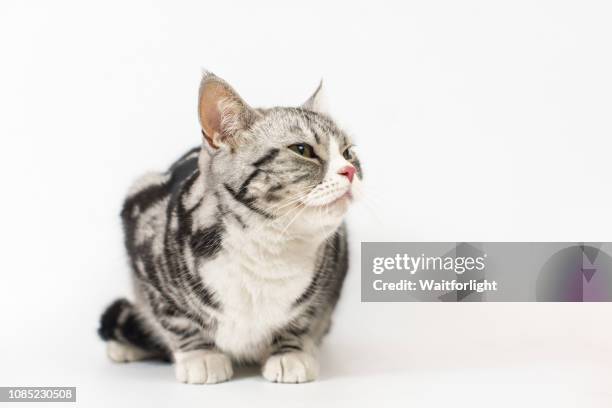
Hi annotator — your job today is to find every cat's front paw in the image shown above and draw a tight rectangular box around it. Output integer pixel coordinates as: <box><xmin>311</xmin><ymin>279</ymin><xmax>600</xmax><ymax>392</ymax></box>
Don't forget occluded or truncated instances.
<box><xmin>262</xmin><ymin>352</ymin><xmax>319</xmax><ymax>383</ymax></box>
<box><xmin>174</xmin><ymin>350</ymin><xmax>233</xmax><ymax>384</ymax></box>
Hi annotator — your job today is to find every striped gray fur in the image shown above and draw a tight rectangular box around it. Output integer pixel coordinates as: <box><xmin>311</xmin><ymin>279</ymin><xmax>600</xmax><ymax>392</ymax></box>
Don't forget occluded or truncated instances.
<box><xmin>99</xmin><ymin>73</ymin><xmax>361</xmax><ymax>384</ymax></box>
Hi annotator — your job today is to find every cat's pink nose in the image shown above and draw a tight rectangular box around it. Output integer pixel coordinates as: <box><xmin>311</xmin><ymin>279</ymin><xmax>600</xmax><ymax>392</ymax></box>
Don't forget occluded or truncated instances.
<box><xmin>338</xmin><ymin>165</ymin><xmax>356</xmax><ymax>182</ymax></box>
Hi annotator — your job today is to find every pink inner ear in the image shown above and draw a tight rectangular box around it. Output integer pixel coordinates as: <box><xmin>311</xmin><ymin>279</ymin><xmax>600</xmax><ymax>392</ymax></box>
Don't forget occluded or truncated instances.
<box><xmin>200</xmin><ymin>83</ymin><xmax>226</xmax><ymax>148</ymax></box>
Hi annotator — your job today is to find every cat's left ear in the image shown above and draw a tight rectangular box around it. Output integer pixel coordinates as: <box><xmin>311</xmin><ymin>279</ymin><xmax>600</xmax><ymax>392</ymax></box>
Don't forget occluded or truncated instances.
<box><xmin>198</xmin><ymin>72</ymin><xmax>258</xmax><ymax>149</ymax></box>
<box><xmin>301</xmin><ymin>80</ymin><xmax>327</xmax><ymax>113</ymax></box>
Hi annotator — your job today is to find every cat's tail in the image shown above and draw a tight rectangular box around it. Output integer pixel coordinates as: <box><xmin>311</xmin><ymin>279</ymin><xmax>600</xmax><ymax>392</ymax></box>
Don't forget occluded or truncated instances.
<box><xmin>98</xmin><ymin>298</ymin><xmax>167</xmax><ymax>358</ymax></box>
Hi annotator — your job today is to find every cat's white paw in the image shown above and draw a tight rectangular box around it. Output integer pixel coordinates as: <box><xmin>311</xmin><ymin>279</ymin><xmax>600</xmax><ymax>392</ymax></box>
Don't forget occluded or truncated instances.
<box><xmin>262</xmin><ymin>352</ymin><xmax>319</xmax><ymax>383</ymax></box>
<box><xmin>174</xmin><ymin>350</ymin><xmax>233</xmax><ymax>384</ymax></box>
<box><xmin>107</xmin><ymin>340</ymin><xmax>155</xmax><ymax>363</ymax></box>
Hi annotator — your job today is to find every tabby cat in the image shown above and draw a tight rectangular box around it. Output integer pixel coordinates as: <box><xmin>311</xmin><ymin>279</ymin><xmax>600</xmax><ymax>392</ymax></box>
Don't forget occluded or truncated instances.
<box><xmin>99</xmin><ymin>72</ymin><xmax>362</xmax><ymax>384</ymax></box>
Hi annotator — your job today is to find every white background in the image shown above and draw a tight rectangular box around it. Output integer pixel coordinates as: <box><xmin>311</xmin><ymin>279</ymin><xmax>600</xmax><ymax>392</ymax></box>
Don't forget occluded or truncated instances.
<box><xmin>1</xmin><ymin>0</ymin><xmax>611</xmax><ymax>407</ymax></box>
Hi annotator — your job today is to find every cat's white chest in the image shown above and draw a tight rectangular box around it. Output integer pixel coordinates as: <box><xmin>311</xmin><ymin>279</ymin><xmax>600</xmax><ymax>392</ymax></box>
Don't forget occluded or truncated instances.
<box><xmin>200</xmin><ymin>249</ymin><xmax>315</xmax><ymax>360</ymax></box>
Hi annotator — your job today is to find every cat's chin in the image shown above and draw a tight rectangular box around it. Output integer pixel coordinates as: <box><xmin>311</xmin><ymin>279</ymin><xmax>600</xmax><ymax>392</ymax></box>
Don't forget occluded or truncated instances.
<box><xmin>299</xmin><ymin>195</ymin><xmax>352</xmax><ymax>230</ymax></box>
<box><xmin>305</xmin><ymin>191</ymin><xmax>352</xmax><ymax>217</ymax></box>
<box><xmin>270</xmin><ymin>197</ymin><xmax>349</xmax><ymax>238</ymax></box>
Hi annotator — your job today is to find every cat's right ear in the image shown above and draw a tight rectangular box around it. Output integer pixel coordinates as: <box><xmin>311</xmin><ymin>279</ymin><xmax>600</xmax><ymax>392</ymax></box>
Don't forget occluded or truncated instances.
<box><xmin>302</xmin><ymin>80</ymin><xmax>327</xmax><ymax>113</ymax></box>
<box><xmin>198</xmin><ymin>72</ymin><xmax>257</xmax><ymax>149</ymax></box>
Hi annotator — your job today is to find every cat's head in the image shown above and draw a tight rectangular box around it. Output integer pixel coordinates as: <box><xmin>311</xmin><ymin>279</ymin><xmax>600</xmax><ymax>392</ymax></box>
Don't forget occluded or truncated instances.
<box><xmin>198</xmin><ymin>72</ymin><xmax>362</xmax><ymax>236</ymax></box>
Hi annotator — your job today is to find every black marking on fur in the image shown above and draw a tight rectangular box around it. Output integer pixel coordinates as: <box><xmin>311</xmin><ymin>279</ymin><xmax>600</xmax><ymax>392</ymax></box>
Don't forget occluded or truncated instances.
<box><xmin>121</xmin><ymin>183</ymin><xmax>168</xmax><ymax>221</ymax></box>
<box><xmin>264</xmin><ymin>193</ymin><xmax>281</xmax><ymax>202</ymax></box>
<box><xmin>98</xmin><ymin>298</ymin><xmax>130</xmax><ymax>341</ymax></box>
<box><xmin>271</xmin><ymin>345</ymin><xmax>303</xmax><ymax>355</ymax></box>
<box><xmin>237</xmin><ymin>169</ymin><xmax>262</xmax><ymax>198</ymax></box>
<box><xmin>312</xmin><ymin>129</ymin><xmax>321</xmax><ymax>144</ymax></box>
<box><xmin>270</xmin><ymin>332</ymin><xmax>304</xmax><ymax>355</ymax></box>
<box><xmin>286</xmin><ymin>326</ymin><xmax>309</xmax><ymax>337</ymax></box>
<box><xmin>189</xmin><ymin>276</ymin><xmax>221</xmax><ymax>309</ymax></box>
<box><xmin>305</xmin><ymin>305</ymin><xmax>318</xmax><ymax>318</ymax></box>
<box><xmin>291</xmin><ymin>174</ymin><xmax>310</xmax><ymax>184</ymax></box>
<box><xmin>216</xmin><ymin>192</ymin><xmax>247</xmax><ymax>229</ymax></box>
<box><xmin>179</xmin><ymin>339</ymin><xmax>215</xmax><ymax>352</ymax></box>
<box><xmin>121</xmin><ymin>314</ymin><xmax>157</xmax><ymax>350</ymax></box>
<box><xmin>293</xmin><ymin>263</ymin><xmax>324</xmax><ymax>306</ymax></box>
<box><xmin>229</xmin><ymin>212</ymin><xmax>247</xmax><ymax>229</ymax></box>
<box><xmin>224</xmin><ymin>184</ymin><xmax>274</xmax><ymax>219</ymax></box>
<box><xmin>264</xmin><ymin>183</ymin><xmax>285</xmax><ymax>202</ymax></box>
<box><xmin>98</xmin><ymin>298</ymin><xmax>168</xmax><ymax>357</ymax></box>
<box><xmin>268</xmin><ymin>184</ymin><xmax>284</xmax><ymax>193</ymax></box>
<box><xmin>353</xmin><ymin>156</ymin><xmax>363</xmax><ymax>178</ymax></box>
<box><xmin>158</xmin><ymin>319</ymin><xmax>198</xmax><ymax>337</ymax></box>
<box><xmin>330</xmin><ymin>230</ymin><xmax>349</xmax><ymax>303</ymax></box>
<box><xmin>169</xmin><ymin>146</ymin><xmax>200</xmax><ymax>172</ymax></box>
<box><xmin>163</xmin><ymin>166</ymin><xmax>222</xmax><ymax>311</ymax></box>
<box><xmin>168</xmin><ymin>157</ymin><xmax>199</xmax><ymax>196</ymax></box>
<box><xmin>190</xmin><ymin>223</ymin><xmax>224</xmax><ymax>258</ymax></box>
<box><xmin>121</xmin><ymin>154</ymin><xmax>199</xmax><ymax>221</ymax></box>
<box><xmin>137</xmin><ymin>244</ymin><xmax>168</xmax><ymax>296</ymax></box>
<box><xmin>293</xmin><ymin>229</ymin><xmax>348</xmax><ymax>309</ymax></box>
<box><xmin>252</xmin><ymin>148</ymin><xmax>280</xmax><ymax>167</ymax></box>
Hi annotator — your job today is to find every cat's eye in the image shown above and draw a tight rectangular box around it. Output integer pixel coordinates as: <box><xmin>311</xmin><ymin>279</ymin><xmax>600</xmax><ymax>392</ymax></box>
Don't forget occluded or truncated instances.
<box><xmin>288</xmin><ymin>143</ymin><xmax>317</xmax><ymax>159</ymax></box>
<box><xmin>342</xmin><ymin>146</ymin><xmax>354</xmax><ymax>161</ymax></box>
